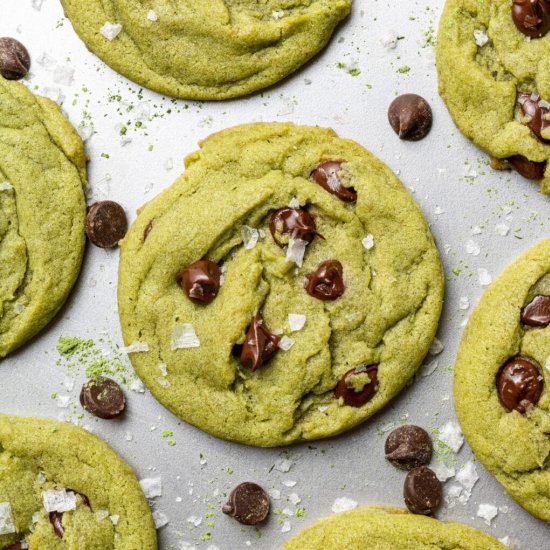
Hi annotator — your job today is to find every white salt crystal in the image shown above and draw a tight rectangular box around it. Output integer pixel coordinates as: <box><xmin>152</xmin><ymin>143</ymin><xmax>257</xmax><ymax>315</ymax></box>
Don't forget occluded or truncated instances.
<box><xmin>272</xmin><ymin>10</ymin><xmax>284</xmax><ymax>19</ymax></box>
<box><xmin>471</xmin><ymin>225</ymin><xmax>482</xmax><ymax>235</ymax></box>
<box><xmin>152</xmin><ymin>510</ymin><xmax>169</xmax><ymax>528</ymax></box>
<box><xmin>282</xmin><ymin>480</ymin><xmax>297</xmax><ymax>488</ymax></box>
<box><xmin>110</xmin><ymin>514</ymin><xmax>119</xmax><ymax>525</ymax></box>
<box><xmin>279</xmin><ymin>336</ymin><xmax>295</xmax><ymax>351</ymax></box>
<box><xmin>478</xmin><ymin>268</ymin><xmax>492</xmax><ymax>286</ymax></box>
<box><xmin>139</xmin><ymin>477</ymin><xmax>162</xmax><ymax>498</ymax></box>
<box><xmin>31</xmin><ymin>0</ymin><xmax>45</xmax><ymax>11</ymax></box>
<box><xmin>465</xmin><ymin>239</ymin><xmax>480</xmax><ymax>256</ymax></box>
<box><xmin>433</xmin><ymin>462</ymin><xmax>455</xmax><ymax>482</ymax></box>
<box><xmin>282</xmin><ymin>507</ymin><xmax>294</xmax><ymax>516</ymax></box>
<box><xmin>242</xmin><ymin>226</ymin><xmax>259</xmax><ymax>250</ymax></box>
<box><xmin>331</xmin><ymin>497</ymin><xmax>358</xmax><ymax>513</ymax></box>
<box><xmin>288</xmin><ymin>493</ymin><xmax>301</xmax><ymax>505</ymax></box>
<box><xmin>130</xmin><ymin>379</ymin><xmax>145</xmax><ymax>393</ymax></box>
<box><xmin>100</xmin><ymin>22</ymin><xmax>123</xmax><ymax>41</ymax></box>
<box><xmin>473</xmin><ymin>29</ymin><xmax>489</xmax><ymax>47</ymax></box>
<box><xmin>420</xmin><ymin>360</ymin><xmax>438</xmax><ymax>377</ymax></box>
<box><xmin>56</xmin><ymin>395</ymin><xmax>71</xmax><ymax>408</ymax></box>
<box><xmin>95</xmin><ymin>509</ymin><xmax>109</xmax><ymax>521</ymax></box>
<box><xmin>459</xmin><ymin>296</ymin><xmax>470</xmax><ymax>310</ymax></box>
<box><xmin>286</xmin><ymin>238</ymin><xmax>307</xmax><ymax>267</ymax></box>
<box><xmin>164</xmin><ymin>158</ymin><xmax>173</xmax><ymax>171</ymax></box>
<box><xmin>159</xmin><ymin>363</ymin><xmax>168</xmax><ymax>376</ymax></box>
<box><xmin>495</xmin><ymin>223</ymin><xmax>510</xmax><ymax>236</ymax></box>
<box><xmin>62</xmin><ymin>376</ymin><xmax>74</xmax><ymax>391</ymax></box>
<box><xmin>171</xmin><ymin>323</ymin><xmax>200</xmax><ymax>350</ymax></box>
<box><xmin>281</xmin><ymin>520</ymin><xmax>291</xmax><ymax>533</ymax></box>
<box><xmin>477</xmin><ymin>503</ymin><xmax>498</xmax><ymax>525</ymax></box>
<box><xmin>288</xmin><ymin>314</ymin><xmax>306</xmax><ymax>332</ymax></box>
<box><xmin>268</xmin><ymin>488</ymin><xmax>281</xmax><ymax>500</ymax></box>
<box><xmin>429</xmin><ymin>338</ymin><xmax>444</xmax><ymax>355</ymax></box>
<box><xmin>187</xmin><ymin>515</ymin><xmax>202</xmax><ymax>527</ymax></box>
<box><xmin>380</xmin><ymin>30</ymin><xmax>399</xmax><ymax>49</ymax></box>
<box><xmin>147</xmin><ymin>10</ymin><xmax>158</xmax><ymax>21</ymax></box>
<box><xmin>438</xmin><ymin>421</ymin><xmax>464</xmax><ymax>453</ymax></box>
<box><xmin>42</xmin><ymin>490</ymin><xmax>77</xmax><ymax>513</ymax></box>
<box><xmin>0</xmin><ymin>502</ymin><xmax>15</xmax><ymax>535</ymax></box>
<box><xmin>456</xmin><ymin>460</ymin><xmax>479</xmax><ymax>493</ymax></box>
<box><xmin>362</xmin><ymin>234</ymin><xmax>374</xmax><ymax>250</ymax></box>
<box><xmin>53</xmin><ymin>65</ymin><xmax>75</xmax><ymax>86</ymax></box>
<box><xmin>0</xmin><ymin>182</ymin><xmax>13</xmax><ymax>191</ymax></box>
<box><xmin>13</xmin><ymin>302</ymin><xmax>25</xmax><ymax>315</ymax></box>
<box><xmin>42</xmin><ymin>87</ymin><xmax>64</xmax><ymax>104</ymax></box>
<box><xmin>121</xmin><ymin>341</ymin><xmax>149</xmax><ymax>353</ymax></box>
<box><xmin>288</xmin><ymin>197</ymin><xmax>300</xmax><ymax>209</ymax></box>
<box><xmin>274</xmin><ymin>458</ymin><xmax>293</xmax><ymax>473</ymax></box>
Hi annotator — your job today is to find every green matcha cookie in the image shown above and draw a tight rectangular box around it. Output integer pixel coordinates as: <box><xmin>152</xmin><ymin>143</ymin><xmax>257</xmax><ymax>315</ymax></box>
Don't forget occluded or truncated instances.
<box><xmin>0</xmin><ymin>77</ymin><xmax>87</xmax><ymax>358</ymax></box>
<box><xmin>455</xmin><ymin>238</ymin><xmax>550</xmax><ymax>522</ymax></box>
<box><xmin>60</xmin><ymin>0</ymin><xmax>351</xmax><ymax>101</ymax></box>
<box><xmin>281</xmin><ymin>506</ymin><xmax>506</xmax><ymax>549</ymax></box>
<box><xmin>118</xmin><ymin>122</ymin><xmax>444</xmax><ymax>447</ymax></box>
<box><xmin>0</xmin><ymin>415</ymin><xmax>157</xmax><ymax>549</ymax></box>
<box><xmin>437</xmin><ymin>0</ymin><xmax>550</xmax><ymax>192</ymax></box>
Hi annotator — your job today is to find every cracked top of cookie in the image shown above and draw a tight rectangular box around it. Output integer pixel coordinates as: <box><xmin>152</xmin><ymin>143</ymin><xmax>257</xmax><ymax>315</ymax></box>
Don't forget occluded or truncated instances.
<box><xmin>118</xmin><ymin>122</ymin><xmax>444</xmax><ymax>447</ymax></box>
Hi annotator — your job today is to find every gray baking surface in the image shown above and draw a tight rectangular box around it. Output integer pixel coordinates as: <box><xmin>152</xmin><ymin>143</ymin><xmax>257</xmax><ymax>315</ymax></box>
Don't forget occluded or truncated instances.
<box><xmin>2</xmin><ymin>1</ymin><xmax>549</xmax><ymax>548</ymax></box>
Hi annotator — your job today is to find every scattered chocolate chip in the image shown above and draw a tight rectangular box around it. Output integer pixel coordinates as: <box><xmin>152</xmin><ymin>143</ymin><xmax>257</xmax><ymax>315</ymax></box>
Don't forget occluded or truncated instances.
<box><xmin>311</xmin><ymin>161</ymin><xmax>357</xmax><ymax>202</ymax></box>
<box><xmin>304</xmin><ymin>260</ymin><xmax>345</xmax><ymax>300</ymax></box>
<box><xmin>222</xmin><ymin>482</ymin><xmax>270</xmax><ymax>525</ymax></box>
<box><xmin>85</xmin><ymin>200</ymin><xmax>128</xmax><ymax>248</ymax></box>
<box><xmin>497</xmin><ymin>356</ymin><xmax>544</xmax><ymax>413</ymax></box>
<box><xmin>512</xmin><ymin>0</ymin><xmax>550</xmax><ymax>38</ymax></box>
<box><xmin>334</xmin><ymin>365</ymin><xmax>379</xmax><ymax>407</ymax></box>
<box><xmin>3</xmin><ymin>543</ymin><xmax>27</xmax><ymax>550</ymax></box>
<box><xmin>176</xmin><ymin>259</ymin><xmax>221</xmax><ymax>305</ymax></box>
<box><xmin>80</xmin><ymin>377</ymin><xmax>126</xmax><ymax>419</ymax></box>
<box><xmin>269</xmin><ymin>207</ymin><xmax>319</xmax><ymax>248</ymax></box>
<box><xmin>385</xmin><ymin>425</ymin><xmax>433</xmax><ymax>470</ymax></box>
<box><xmin>518</xmin><ymin>92</ymin><xmax>550</xmax><ymax>144</ymax></box>
<box><xmin>388</xmin><ymin>94</ymin><xmax>433</xmax><ymax>141</ymax></box>
<box><xmin>521</xmin><ymin>294</ymin><xmax>550</xmax><ymax>326</ymax></box>
<box><xmin>143</xmin><ymin>220</ymin><xmax>154</xmax><ymax>241</ymax></box>
<box><xmin>506</xmin><ymin>155</ymin><xmax>547</xmax><ymax>180</ymax></box>
<box><xmin>49</xmin><ymin>511</ymin><xmax>65</xmax><ymax>538</ymax></box>
<box><xmin>0</xmin><ymin>37</ymin><xmax>30</xmax><ymax>80</ymax></box>
<box><xmin>403</xmin><ymin>466</ymin><xmax>441</xmax><ymax>515</ymax></box>
<box><xmin>239</xmin><ymin>314</ymin><xmax>280</xmax><ymax>372</ymax></box>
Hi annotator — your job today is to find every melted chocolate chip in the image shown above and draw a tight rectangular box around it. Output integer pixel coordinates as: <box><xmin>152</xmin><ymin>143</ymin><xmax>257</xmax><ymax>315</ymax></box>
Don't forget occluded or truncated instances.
<box><xmin>403</xmin><ymin>466</ymin><xmax>441</xmax><ymax>515</ymax></box>
<box><xmin>3</xmin><ymin>543</ymin><xmax>27</xmax><ymax>550</ymax></box>
<box><xmin>176</xmin><ymin>260</ymin><xmax>221</xmax><ymax>305</ymax></box>
<box><xmin>143</xmin><ymin>220</ymin><xmax>154</xmax><ymax>241</ymax></box>
<box><xmin>0</xmin><ymin>37</ymin><xmax>30</xmax><ymax>80</ymax></box>
<box><xmin>388</xmin><ymin>94</ymin><xmax>433</xmax><ymax>141</ymax></box>
<box><xmin>311</xmin><ymin>161</ymin><xmax>357</xmax><ymax>202</ymax></box>
<box><xmin>85</xmin><ymin>201</ymin><xmax>128</xmax><ymax>248</ymax></box>
<box><xmin>334</xmin><ymin>365</ymin><xmax>379</xmax><ymax>407</ymax></box>
<box><xmin>269</xmin><ymin>207</ymin><xmax>318</xmax><ymax>248</ymax></box>
<box><xmin>239</xmin><ymin>314</ymin><xmax>280</xmax><ymax>372</ymax></box>
<box><xmin>222</xmin><ymin>482</ymin><xmax>270</xmax><ymax>525</ymax></box>
<box><xmin>385</xmin><ymin>425</ymin><xmax>433</xmax><ymax>470</ymax></box>
<box><xmin>507</xmin><ymin>155</ymin><xmax>547</xmax><ymax>180</ymax></box>
<box><xmin>304</xmin><ymin>260</ymin><xmax>345</xmax><ymax>301</ymax></box>
<box><xmin>518</xmin><ymin>92</ymin><xmax>550</xmax><ymax>144</ymax></box>
<box><xmin>80</xmin><ymin>377</ymin><xmax>126</xmax><ymax>419</ymax></box>
<box><xmin>512</xmin><ymin>0</ymin><xmax>550</xmax><ymax>38</ymax></box>
<box><xmin>521</xmin><ymin>294</ymin><xmax>550</xmax><ymax>326</ymax></box>
<box><xmin>497</xmin><ymin>357</ymin><xmax>544</xmax><ymax>413</ymax></box>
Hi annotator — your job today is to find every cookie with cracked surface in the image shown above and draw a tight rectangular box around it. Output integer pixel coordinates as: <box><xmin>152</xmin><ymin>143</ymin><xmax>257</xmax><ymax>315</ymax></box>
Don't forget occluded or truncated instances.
<box><xmin>59</xmin><ymin>0</ymin><xmax>351</xmax><ymax>101</ymax></box>
<box><xmin>436</xmin><ymin>0</ymin><xmax>550</xmax><ymax>192</ymax></box>
<box><xmin>0</xmin><ymin>415</ymin><xmax>157</xmax><ymax>549</ymax></box>
<box><xmin>280</xmin><ymin>506</ymin><xmax>506</xmax><ymax>549</ymax></box>
<box><xmin>0</xmin><ymin>77</ymin><xmax>87</xmax><ymax>358</ymax></box>
<box><xmin>118</xmin><ymin>122</ymin><xmax>444</xmax><ymax>447</ymax></box>
<box><xmin>455</xmin><ymin>238</ymin><xmax>550</xmax><ymax>522</ymax></box>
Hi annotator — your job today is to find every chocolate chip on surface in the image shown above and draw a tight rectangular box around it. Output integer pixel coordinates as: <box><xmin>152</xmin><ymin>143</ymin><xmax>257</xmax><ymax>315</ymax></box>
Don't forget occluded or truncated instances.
<box><xmin>385</xmin><ymin>425</ymin><xmax>433</xmax><ymax>470</ymax></box>
<box><xmin>403</xmin><ymin>466</ymin><xmax>441</xmax><ymax>515</ymax></box>
<box><xmin>0</xmin><ymin>37</ymin><xmax>30</xmax><ymax>80</ymax></box>
<box><xmin>497</xmin><ymin>357</ymin><xmax>544</xmax><ymax>413</ymax></box>
<box><xmin>304</xmin><ymin>260</ymin><xmax>345</xmax><ymax>300</ymax></box>
<box><xmin>311</xmin><ymin>161</ymin><xmax>357</xmax><ymax>202</ymax></box>
<box><xmin>506</xmin><ymin>155</ymin><xmax>547</xmax><ymax>180</ymax></box>
<box><xmin>521</xmin><ymin>294</ymin><xmax>550</xmax><ymax>326</ymax></box>
<box><xmin>239</xmin><ymin>314</ymin><xmax>280</xmax><ymax>372</ymax></box>
<box><xmin>85</xmin><ymin>201</ymin><xmax>128</xmax><ymax>248</ymax></box>
<box><xmin>512</xmin><ymin>0</ymin><xmax>550</xmax><ymax>38</ymax></box>
<box><xmin>518</xmin><ymin>92</ymin><xmax>550</xmax><ymax>144</ymax></box>
<box><xmin>334</xmin><ymin>365</ymin><xmax>379</xmax><ymax>407</ymax></box>
<box><xmin>222</xmin><ymin>482</ymin><xmax>270</xmax><ymax>525</ymax></box>
<box><xmin>388</xmin><ymin>94</ymin><xmax>433</xmax><ymax>141</ymax></box>
<box><xmin>269</xmin><ymin>207</ymin><xmax>318</xmax><ymax>248</ymax></box>
<box><xmin>80</xmin><ymin>377</ymin><xmax>126</xmax><ymax>419</ymax></box>
<box><xmin>143</xmin><ymin>220</ymin><xmax>154</xmax><ymax>241</ymax></box>
<box><xmin>176</xmin><ymin>259</ymin><xmax>221</xmax><ymax>305</ymax></box>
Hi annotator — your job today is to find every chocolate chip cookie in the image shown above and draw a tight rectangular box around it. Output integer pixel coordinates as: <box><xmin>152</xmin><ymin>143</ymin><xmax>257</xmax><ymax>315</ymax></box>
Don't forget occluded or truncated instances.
<box><xmin>455</xmin><ymin>238</ymin><xmax>550</xmax><ymax>521</ymax></box>
<box><xmin>437</xmin><ymin>0</ymin><xmax>550</xmax><ymax>191</ymax></box>
<box><xmin>118</xmin><ymin>122</ymin><xmax>444</xmax><ymax>447</ymax></box>
<box><xmin>0</xmin><ymin>77</ymin><xmax>87</xmax><ymax>358</ymax></box>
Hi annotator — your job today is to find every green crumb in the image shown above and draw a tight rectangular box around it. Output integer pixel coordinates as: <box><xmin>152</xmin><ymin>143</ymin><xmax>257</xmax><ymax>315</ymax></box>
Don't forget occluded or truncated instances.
<box><xmin>57</xmin><ymin>336</ymin><xmax>93</xmax><ymax>356</ymax></box>
<box><xmin>296</xmin><ymin>507</ymin><xmax>305</xmax><ymax>517</ymax></box>
<box><xmin>161</xmin><ymin>430</ymin><xmax>174</xmax><ymax>438</ymax></box>
<box><xmin>200</xmin><ymin>533</ymin><xmax>212</xmax><ymax>541</ymax></box>
<box><xmin>349</xmin><ymin>68</ymin><xmax>361</xmax><ymax>76</ymax></box>
<box><xmin>398</xmin><ymin>66</ymin><xmax>411</xmax><ymax>74</ymax></box>
<box><xmin>167</xmin><ymin>440</ymin><xmax>176</xmax><ymax>446</ymax></box>
<box><xmin>451</xmin><ymin>266</ymin><xmax>462</xmax><ymax>276</ymax></box>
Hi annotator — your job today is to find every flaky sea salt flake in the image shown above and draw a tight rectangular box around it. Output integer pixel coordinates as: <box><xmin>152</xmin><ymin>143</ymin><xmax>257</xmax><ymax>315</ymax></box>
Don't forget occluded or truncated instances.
<box><xmin>42</xmin><ymin>490</ymin><xmax>77</xmax><ymax>513</ymax></box>
<box><xmin>478</xmin><ymin>268</ymin><xmax>492</xmax><ymax>286</ymax></box>
<box><xmin>100</xmin><ymin>22</ymin><xmax>123</xmax><ymax>41</ymax></box>
<box><xmin>438</xmin><ymin>421</ymin><xmax>464</xmax><ymax>453</ymax></box>
<box><xmin>362</xmin><ymin>234</ymin><xmax>374</xmax><ymax>250</ymax></box>
<box><xmin>122</xmin><ymin>341</ymin><xmax>149</xmax><ymax>353</ymax></box>
<box><xmin>286</xmin><ymin>238</ymin><xmax>307</xmax><ymax>267</ymax></box>
<box><xmin>242</xmin><ymin>225</ymin><xmax>260</xmax><ymax>250</ymax></box>
<box><xmin>153</xmin><ymin>510</ymin><xmax>169</xmax><ymax>529</ymax></box>
<box><xmin>0</xmin><ymin>502</ymin><xmax>15</xmax><ymax>535</ymax></box>
<box><xmin>288</xmin><ymin>313</ymin><xmax>306</xmax><ymax>332</ymax></box>
<box><xmin>139</xmin><ymin>477</ymin><xmax>162</xmax><ymax>498</ymax></box>
<box><xmin>429</xmin><ymin>338</ymin><xmax>444</xmax><ymax>355</ymax></box>
<box><xmin>0</xmin><ymin>182</ymin><xmax>13</xmax><ymax>191</ymax></box>
<box><xmin>147</xmin><ymin>10</ymin><xmax>158</xmax><ymax>21</ymax></box>
<box><xmin>171</xmin><ymin>323</ymin><xmax>200</xmax><ymax>350</ymax></box>
<box><xmin>473</xmin><ymin>29</ymin><xmax>489</xmax><ymax>47</ymax></box>
<box><xmin>331</xmin><ymin>497</ymin><xmax>358</xmax><ymax>513</ymax></box>
<box><xmin>279</xmin><ymin>336</ymin><xmax>295</xmax><ymax>351</ymax></box>
<box><xmin>477</xmin><ymin>503</ymin><xmax>498</xmax><ymax>525</ymax></box>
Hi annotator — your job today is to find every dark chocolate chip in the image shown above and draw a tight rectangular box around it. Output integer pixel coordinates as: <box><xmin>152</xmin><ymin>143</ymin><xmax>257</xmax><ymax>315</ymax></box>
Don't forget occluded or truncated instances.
<box><xmin>334</xmin><ymin>365</ymin><xmax>379</xmax><ymax>407</ymax></box>
<box><xmin>388</xmin><ymin>94</ymin><xmax>433</xmax><ymax>141</ymax></box>
<box><xmin>506</xmin><ymin>155</ymin><xmax>547</xmax><ymax>180</ymax></box>
<box><xmin>385</xmin><ymin>425</ymin><xmax>433</xmax><ymax>470</ymax></box>
<box><xmin>85</xmin><ymin>201</ymin><xmax>128</xmax><ymax>248</ymax></box>
<box><xmin>239</xmin><ymin>314</ymin><xmax>280</xmax><ymax>372</ymax></box>
<box><xmin>0</xmin><ymin>37</ymin><xmax>30</xmax><ymax>80</ymax></box>
<box><xmin>80</xmin><ymin>377</ymin><xmax>126</xmax><ymax>419</ymax></box>
<box><xmin>222</xmin><ymin>482</ymin><xmax>270</xmax><ymax>525</ymax></box>
<box><xmin>311</xmin><ymin>161</ymin><xmax>357</xmax><ymax>202</ymax></box>
<box><xmin>176</xmin><ymin>260</ymin><xmax>221</xmax><ymax>305</ymax></box>
<box><xmin>304</xmin><ymin>260</ymin><xmax>345</xmax><ymax>301</ymax></box>
<box><xmin>497</xmin><ymin>356</ymin><xmax>544</xmax><ymax>413</ymax></box>
<box><xmin>521</xmin><ymin>294</ymin><xmax>550</xmax><ymax>326</ymax></box>
<box><xmin>403</xmin><ymin>466</ymin><xmax>441</xmax><ymax>515</ymax></box>
<box><xmin>518</xmin><ymin>92</ymin><xmax>550</xmax><ymax>144</ymax></box>
<box><xmin>143</xmin><ymin>220</ymin><xmax>154</xmax><ymax>241</ymax></box>
<box><xmin>512</xmin><ymin>0</ymin><xmax>550</xmax><ymax>38</ymax></box>
<box><xmin>3</xmin><ymin>543</ymin><xmax>27</xmax><ymax>550</ymax></box>
<box><xmin>269</xmin><ymin>207</ymin><xmax>319</xmax><ymax>248</ymax></box>
<box><xmin>49</xmin><ymin>511</ymin><xmax>65</xmax><ymax>538</ymax></box>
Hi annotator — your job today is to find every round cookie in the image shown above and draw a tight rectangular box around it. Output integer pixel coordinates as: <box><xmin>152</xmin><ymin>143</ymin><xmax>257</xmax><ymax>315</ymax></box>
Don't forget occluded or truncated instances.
<box><xmin>60</xmin><ymin>0</ymin><xmax>352</xmax><ymax>101</ymax></box>
<box><xmin>436</xmin><ymin>0</ymin><xmax>550</xmax><ymax>192</ymax></box>
<box><xmin>118</xmin><ymin>122</ymin><xmax>444</xmax><ymax>447</ymax></box>
<box><xmin>0</xmin><ymin>77</ymin><xmax>87</xmax><ymax>358</ymax></box>
<box><xmin>280</xmin><ymin>506</ymin><xmax>506</xmax><ymax>549</ymax></box>
<box><xmin>0</xmin><ymin>415</ymin><xmax>157</xmax><ymax>549</ymax></box>
<box><xmin>455</xmin><ymin>238</ymin><xmax>550</xmax><ymax>522</ymax></box>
